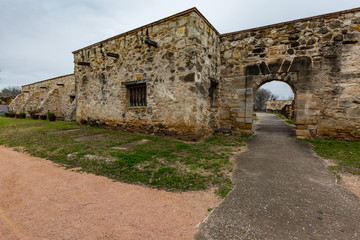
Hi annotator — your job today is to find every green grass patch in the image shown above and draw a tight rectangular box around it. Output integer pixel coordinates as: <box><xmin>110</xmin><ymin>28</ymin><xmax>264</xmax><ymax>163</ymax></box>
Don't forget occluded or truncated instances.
<box><xmin>285</xmin><ymin>119</ymin><xmax>294</xmax><ymax>125</ymax></box>
<box><xmin>0</xmin><ymin>117</ymin><xmax>250</xmax><ymax>197</ymax></box>
<box><xmin>301</xmin><ymin>139</ymin><xmax>360</xmax><ymax>176</ymax></box>
<box><xmin>275</xmin><ymin>113</ymin><xmax>285</xmax><ymax>120</ymax></box>
<box><xmin>269</xmin><ymin>113</ymin><xmax>294</xmax><ymax>125</ymax></box>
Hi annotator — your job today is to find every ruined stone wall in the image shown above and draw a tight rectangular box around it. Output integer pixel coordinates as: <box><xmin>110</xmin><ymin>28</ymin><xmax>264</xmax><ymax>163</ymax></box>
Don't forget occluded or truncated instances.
<box><xmin>220</xmin><ymin>8</ymin><xmax>360</xmax><ymax>140</ymax></box>
<box><xmin>266</xmin><ymin>100</ymin><xmax>293</xmax><ymax>112</ymax></box>
<box><xmin>10</xmin><ymin>74</ymin><xmax>75</xmax><ymax>118</ymax></box>
<box><xmin>73</xmin><ymin>10</ymin><xmax>220</xmax><ymax>140</ymax></box>
<box><xmin>0</xmin><ymin>97</ymin><xmax>14</xmax><ymax>105</ymax></box>
<box><xmin>281</xmin><ymin>101</ymin><xmax>295</xmax><ymax>121</ymax></box>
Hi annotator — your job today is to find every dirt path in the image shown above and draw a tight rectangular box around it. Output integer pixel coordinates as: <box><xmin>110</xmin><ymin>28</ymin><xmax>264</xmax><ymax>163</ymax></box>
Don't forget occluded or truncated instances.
<box><xmin>0</xmin><ymin>146</ymin><xmax>220</xmax><ymax>240</ymax></box>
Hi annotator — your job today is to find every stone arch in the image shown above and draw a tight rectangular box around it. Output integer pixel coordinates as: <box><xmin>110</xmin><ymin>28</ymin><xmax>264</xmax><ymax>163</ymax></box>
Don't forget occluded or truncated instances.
<box><xmin>253</xmin><ymin>73</ymin><xmax>297</xmax><ymax>97</ymax></box>
<box><xmin>253</xmin><ymin>78</ymin><xmax>296</xmax><ymax>122</ymax></box>
<box><xmin>239</xmin><ymin>57</ymin><xmax>313</xmax><ymax>137</ymax></box>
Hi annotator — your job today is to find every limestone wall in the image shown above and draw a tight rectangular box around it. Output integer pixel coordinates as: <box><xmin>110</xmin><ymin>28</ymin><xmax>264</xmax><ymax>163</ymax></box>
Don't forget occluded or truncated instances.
<box><xmin>73</xmin><ymin>9</ymin><xmax>220</xmax><ymax>140</ymax></box>
<box><xmin>10</xmin><ymin>74</ymin><xmax>75</xmax><ymax>119</ymax></box>
<box><xmin>9</xmin><ymin>7</ymin><xmax>360</xmax><ymax>141</ymax></box>
<box><xmin>266</xmin><ymin>100</ymin><xmax>293</xmax><ymax>112</ymax></box>
<box><xmin>220</xmin><ymin>8</ymin><xmax>360</xmax><ymax>140</ymax></box>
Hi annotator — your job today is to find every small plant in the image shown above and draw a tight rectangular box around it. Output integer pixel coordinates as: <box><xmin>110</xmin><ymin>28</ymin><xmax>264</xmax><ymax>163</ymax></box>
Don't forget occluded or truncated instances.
<box><xmin>47</xmin><ymin>111</ymin><xmax>56</xmax><ymax>121</ymax></box>
<box><xmin>28</xmin><ymin>107</ymin><xmax>39</xmax><ymax>119</ymax></box>
<box><xmin>16</xmin><ymin>112</ymin><xmax>26</xmax><ymax>119</ymax></box>
<box><xmin>40</xmin><ymin>114</ymin><xmax>47</xmax><ymax>120</ymax></box>
<box><xmin>6</xmin><ymin>111</ymin><xmax>15</xmax><ymax>118</ymax></box>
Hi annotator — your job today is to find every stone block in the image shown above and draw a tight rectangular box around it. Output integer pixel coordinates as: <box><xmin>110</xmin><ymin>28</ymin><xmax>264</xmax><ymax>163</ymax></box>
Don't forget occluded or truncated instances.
<box><xmin>231</xmin><ymin>108</ymin><xmax>246</xmax><ymax>113</ymax></box>
<box><xmin>289</xmin><ymin>56</ymin><xmax>312</xmax><ymax>72</ymax></box>
<box><xmin>245</xmin><ymin>64</ymin><xmax>260</xmax><ymax>75</ymax></box>
<box><xmin>296</xmin><ymin>129</ymin><xmax>311</xmax><ymax>138</ymax></box>
<box><xmin>236</xmin><ymin>118</ymin><xmax>245</xmax><ymax>123</ymax></box>
<box><xmin>268</xmin><ymin>59</ymin><xmax>283</xmax><ymax>73</ymax></box>
<box><xmin>245</xmin><ymin>118</ymin><xmax>253</xmax><ymax>124</ymax></box>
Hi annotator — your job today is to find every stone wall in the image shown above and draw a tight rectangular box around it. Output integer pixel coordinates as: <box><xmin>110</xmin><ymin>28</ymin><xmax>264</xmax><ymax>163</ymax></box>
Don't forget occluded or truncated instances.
<box><xmin>72</xmin><ymin>9</ymin><xmax>220</xmax><ymax>140</ymax></box>
<box><xmin>0</xmin><ymin>97</ymin><xmax>14</xmax><ymax>105</ymax></box>
<box><xmin>9</xmin><ymin>7</ymin><xmax>360</xmax><ymax>141</ymax></box>
<box><xmin>280</xmin><ymin>101</ymin><xmax>295</xmax><ymax>121</ymax></box>
<box><xmin>266</xmin><ymin>100</ymin><xmax>293</xmax><ymax>112</ymax></box>
<box><xmin>219</xmin><ymin>8</ymin><xmax>360</xmax><ymax>140</ymax></box>
<box><xmin>10</xmin><ymin>74</ymin><xmax>76</xmax><ymax>119</ymax></box>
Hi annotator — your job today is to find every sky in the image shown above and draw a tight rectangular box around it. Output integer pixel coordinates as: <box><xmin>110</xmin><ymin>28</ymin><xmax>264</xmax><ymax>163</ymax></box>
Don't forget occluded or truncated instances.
<box><xmin>0</xmin><ymin>0</ymin><xmax>358</xmax><ymax>98</ymax></box>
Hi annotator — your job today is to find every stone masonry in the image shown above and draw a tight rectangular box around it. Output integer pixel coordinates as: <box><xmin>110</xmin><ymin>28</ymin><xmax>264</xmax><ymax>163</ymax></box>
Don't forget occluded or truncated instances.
<box><xmin>72</xmin><ymin>9</ymin><xmax>220</xmax><ymax>140</ymax></box>
<box><xmin>10</xmin><ymin>7</ymin><xmax>360</xmax><ymax>140</ymax></box>
<box><xmin>10</xmin><ymin>74</ymin><xmax>76</xmax><ymax>119</ymax></box>
<box><xmin>220</xmin><ymin>8</ymin><xmax>360</xmax><ymax>140</ymax></box>
<box><xmin>266</xmin><ymin>100</ymin><xmax>293</xmax><ymax>113</ymax></box>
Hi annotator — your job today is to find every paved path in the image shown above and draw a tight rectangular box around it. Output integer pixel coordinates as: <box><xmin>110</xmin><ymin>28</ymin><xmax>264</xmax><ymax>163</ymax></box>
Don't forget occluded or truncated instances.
<box><xmin>196</xmin><ymin>113</ymin><xmax>360</xmax><ymax>239</ymax></box>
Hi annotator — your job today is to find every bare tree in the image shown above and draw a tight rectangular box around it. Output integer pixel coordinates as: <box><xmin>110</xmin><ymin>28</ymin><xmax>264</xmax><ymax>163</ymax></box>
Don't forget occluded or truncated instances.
<box><xmin>254</xmin><ymin>88</ymin><xmax>278</xmax><ymax>112</ymax></box>
<box><xmin>0</xmin><ymin>86</ymin><xmax>21</xmax><ymax>98</ymax></box>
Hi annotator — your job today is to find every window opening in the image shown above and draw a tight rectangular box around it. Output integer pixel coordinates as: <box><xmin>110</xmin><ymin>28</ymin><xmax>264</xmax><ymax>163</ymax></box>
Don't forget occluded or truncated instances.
<box><xmin>128</xmin><ymin>83</ymin><xmax>146</xmax><ymax>107</ymax></box>
<box><xmin>209</xmin><ymin>78</ymin><xmax>219</xmax><ymax>106</ymax></box>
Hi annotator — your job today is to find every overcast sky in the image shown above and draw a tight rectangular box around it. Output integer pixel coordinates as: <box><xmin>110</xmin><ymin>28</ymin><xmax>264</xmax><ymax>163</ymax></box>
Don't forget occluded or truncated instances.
<box><xmin>0</xmin><ymin>0</ymin><xmax>358</xmax><ymax>98</ymax></box>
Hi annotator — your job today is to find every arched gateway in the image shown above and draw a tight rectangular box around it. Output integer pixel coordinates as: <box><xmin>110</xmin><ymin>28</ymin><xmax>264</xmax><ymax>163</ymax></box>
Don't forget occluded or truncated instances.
<box><xmin>219</xmin><ymin>15</ymin><xmax>360</xmax><ymax>141</ymax></box>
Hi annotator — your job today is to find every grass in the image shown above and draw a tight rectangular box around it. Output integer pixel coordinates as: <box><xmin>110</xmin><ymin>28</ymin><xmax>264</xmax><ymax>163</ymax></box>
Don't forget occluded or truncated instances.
<box><xmin>274</xmin><ymin>113</ymin><xmax>285</xmax><ymax>120</ymax></box>
<box><xmin>285</xmin><ymin>119</ymin><xmax>294</xmax><ymax>125</ymax></box>
<box><xmin>301</xmin><ymin>139</ymin><xmax>360</xmax><ymax>176</ymax></box>
<box><xmin>269</xmin><ymin>112</ymin><xmax>294</xmax><ymax>125</ymax></box>
<box><xmin>0</xmin><ymin>116</ymin><xmax>250</xmax><ymax>197</ymax></box>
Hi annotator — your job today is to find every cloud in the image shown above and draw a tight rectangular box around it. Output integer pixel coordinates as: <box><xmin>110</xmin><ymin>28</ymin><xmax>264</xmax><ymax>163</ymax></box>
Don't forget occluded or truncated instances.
<box><xmin>259</xmin><ymin>81</ymin><xmax>294</xmax><ymax>100</ymax></box>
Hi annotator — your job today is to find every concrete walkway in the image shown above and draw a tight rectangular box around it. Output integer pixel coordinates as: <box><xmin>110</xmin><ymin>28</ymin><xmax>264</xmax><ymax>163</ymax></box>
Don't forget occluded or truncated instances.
<box><xmin>196</xmin><ymin>113</ymin><xmax>360</xmax><ymax>240</ymax></box>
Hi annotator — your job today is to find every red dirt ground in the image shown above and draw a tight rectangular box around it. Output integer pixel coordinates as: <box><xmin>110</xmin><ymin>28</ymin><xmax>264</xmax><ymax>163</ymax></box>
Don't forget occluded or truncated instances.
<box><xmin>0</xmin><ymin>146</ymin><xmax>220</xmax><ymax>240</ymax></box>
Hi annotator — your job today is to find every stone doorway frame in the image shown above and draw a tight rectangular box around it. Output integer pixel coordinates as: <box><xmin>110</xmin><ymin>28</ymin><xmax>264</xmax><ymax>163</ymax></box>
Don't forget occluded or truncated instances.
<box><xmin>248</xmin><ymin>72</ymin><xmax>298</xmax><ymax>127</ymax></box>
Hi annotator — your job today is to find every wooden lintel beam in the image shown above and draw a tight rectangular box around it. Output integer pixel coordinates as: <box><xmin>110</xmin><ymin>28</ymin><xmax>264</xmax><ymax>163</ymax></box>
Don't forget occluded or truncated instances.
<box><xmin>106</xmin><ymin>52</ymin><xmax>119</xmax><ymax>58</ymax></box>
<box><xmin>78</xmin><ymin>62</ymin><xmax>90</xmax><ymax>66</ymax></box>
<box><xmin>121</xmin><ymin>78</ymin><xmax>152</xmax><ymax>86</ymax></box>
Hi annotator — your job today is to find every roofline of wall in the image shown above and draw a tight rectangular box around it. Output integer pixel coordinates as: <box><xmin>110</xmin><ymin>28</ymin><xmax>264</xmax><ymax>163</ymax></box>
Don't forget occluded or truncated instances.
<box><xmin>72</xmin><ymin>7</ymin><xmax>220</xmax><ymax>54</ymax></box>
<box><xmin>221</xmin><ymin>7</ymin><xmax>360</xmax><ymax>37</ymax></box>
<box><xmin>22</xmin><ymin>73</ymin><xmax>74</xmax><ymax>87</ymax></box>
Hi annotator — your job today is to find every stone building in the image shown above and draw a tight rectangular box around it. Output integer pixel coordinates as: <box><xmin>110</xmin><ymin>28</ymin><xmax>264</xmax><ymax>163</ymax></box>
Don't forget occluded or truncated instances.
<box><xmin>11</xmin><ymin>7</ymin><xmax>360</xmax><ymax>140</ymax></box>
<box><xmin>266</xmin><ymin>100</ymin><xmax>293</xmax><ymax>113</ymax></box>
<box><xmin>10</xmin><ymin>74</ymin><xmax>76</xmax><ymax>119</ymax></box>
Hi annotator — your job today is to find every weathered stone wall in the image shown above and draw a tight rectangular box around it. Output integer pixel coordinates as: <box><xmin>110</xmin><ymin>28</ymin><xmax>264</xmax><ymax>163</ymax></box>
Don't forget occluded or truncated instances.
<box><xmin>280</xmin><ymin>101</ymin><xmax>295</xmax><ymax>121</ymax></box>
<box><xmin>73</xmin><ymin>9</ymin><xmax>220</xmax><ymax>140</ymax></box>
<box><xmin>9</xmin><ymin>7</ymin><xmax>360</xmax><ymax>141</ymax></box>
<box><xmin>266</xmin><ymin>100</ymin><xmax>293</xmax><ymax>112</ymax></box>
<box><xmin>220</xmin><ymin>8</ymin><xmax>360</xmax><ymax>140</ymax></box>
<box><xmin>0</xmin><ymin>97</ymin><xmax>14</xmax><ymax>105</ymax></box>
<box><xmin>10</xmin><ymin>74</ymin><xmax>76</xmax><ymax>119</ymax></box>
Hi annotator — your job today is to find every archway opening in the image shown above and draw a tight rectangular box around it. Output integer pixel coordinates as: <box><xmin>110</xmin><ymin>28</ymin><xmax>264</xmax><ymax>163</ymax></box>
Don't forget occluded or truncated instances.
<box><xmin>254</xmin><ymin>80</ymin><xmax>295</xmax><ymax>122</ymax></box>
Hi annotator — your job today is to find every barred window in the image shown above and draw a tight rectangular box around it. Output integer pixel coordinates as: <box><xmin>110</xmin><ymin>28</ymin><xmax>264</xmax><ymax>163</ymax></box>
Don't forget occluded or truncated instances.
<box><xmin>128</xmin><ymin>83</ymin><xmax>146</xmax><ymax>107</ymax></box>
